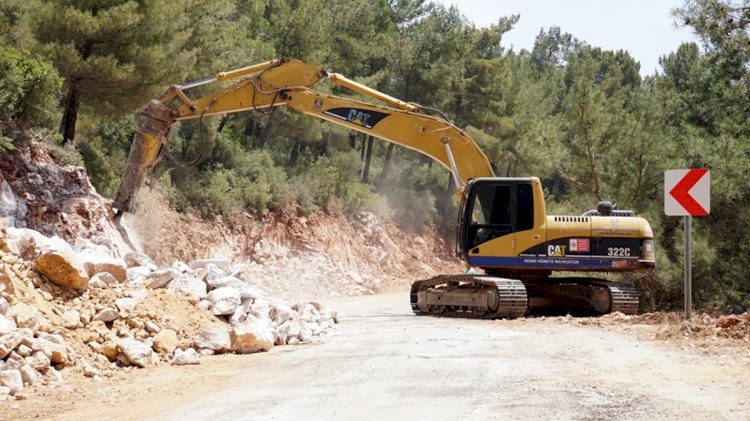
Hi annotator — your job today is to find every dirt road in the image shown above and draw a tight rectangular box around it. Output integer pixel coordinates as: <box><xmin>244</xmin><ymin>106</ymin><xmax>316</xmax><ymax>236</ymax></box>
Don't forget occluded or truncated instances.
<box><xmin>9</xmin><ymin>293</ymin><xmax>750</xmax><ymax>420</ymax></box>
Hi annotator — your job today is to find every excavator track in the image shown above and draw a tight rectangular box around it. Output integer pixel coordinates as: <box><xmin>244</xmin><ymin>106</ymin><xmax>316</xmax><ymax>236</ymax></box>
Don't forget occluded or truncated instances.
<box><xmin>524</xmin><ymin>277</ymin><xmax>639</xmax><ymax>316</ymax></box>
<box><xmin>410</xmin><ymin>275</ymin><xmax>527</xmax><ymax>319</ymax></box>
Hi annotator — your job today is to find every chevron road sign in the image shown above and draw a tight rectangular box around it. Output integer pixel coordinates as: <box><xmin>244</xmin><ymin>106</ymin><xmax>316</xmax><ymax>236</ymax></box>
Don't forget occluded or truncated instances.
<box><xmin>664</xmin><ymin>169</ymin><xmax>710</xmax><ymax>216</ymax></box>
<box><xmin>664</xmin><ymin>168</ymin><xmax>710</xmax><ymax>321</ymax></box>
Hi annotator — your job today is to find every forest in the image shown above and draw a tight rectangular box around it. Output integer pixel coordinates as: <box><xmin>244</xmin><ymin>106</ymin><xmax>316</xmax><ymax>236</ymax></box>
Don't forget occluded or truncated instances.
<box><xmin>0</xmin><ymin>0</ymin><xmax>748</xmax><ymax>312</ymax></box>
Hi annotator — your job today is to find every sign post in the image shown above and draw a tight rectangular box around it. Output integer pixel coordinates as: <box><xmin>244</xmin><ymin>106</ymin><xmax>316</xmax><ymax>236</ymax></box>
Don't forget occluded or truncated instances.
<box><xmin>684</xmin><ymin>216</ymin><xmax>691</xmax><ymax>320</ymax></box>
<box><xmin>664</xmin><ymin>169</ymin><xmax>710</xmax><ymax>321</ymax></box>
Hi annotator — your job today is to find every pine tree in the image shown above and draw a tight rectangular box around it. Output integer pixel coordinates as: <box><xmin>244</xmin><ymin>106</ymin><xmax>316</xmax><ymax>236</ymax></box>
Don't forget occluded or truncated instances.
<box><xmin>29</xmin><ymin>0</ymin><xmax>197</xmax><ymax>144</ymax></box>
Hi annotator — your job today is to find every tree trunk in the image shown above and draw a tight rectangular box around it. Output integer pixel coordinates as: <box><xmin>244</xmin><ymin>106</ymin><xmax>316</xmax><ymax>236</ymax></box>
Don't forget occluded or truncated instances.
<box><xmin>378</xmin><ymin>143</ymin><xmax>396</xmax><ymax>192</ymax></box>
<box><xmin>59</xmin><ymin>41</ymin><xmax>92</xmax><ymax>146</ymax></box>
<box><xmin>217</xmin><ymin>114</ymin><xmax>230</xmax><ymax>133</ymax></box>
<box><xmin>59</xmin><ymin>83</ymin><xmax>81</xmax><ymax>145</ymax></box>
<box><xmin>289</xmin><ymin>139</ymin><xmax>302</xmax><ymax>166</ymax></box>
<box><xmin>258</xmin><ymin>114</ymin><xmax>274</xmax><ymax>149</ymax></box>
<box><xmin>362</xmin><ymin>135</ymin><xmax>374</xmax><ymax>182</ymax></box>
<box><xmin>360</xmin><ymin>133</ymin><xmax>366</xmax><ymax>161</ymax></box>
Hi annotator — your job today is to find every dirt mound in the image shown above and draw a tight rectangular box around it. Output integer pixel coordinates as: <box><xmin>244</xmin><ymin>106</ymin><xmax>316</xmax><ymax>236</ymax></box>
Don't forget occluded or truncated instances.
<box><xmin>568</xmin><ymin>310</ymin><xmax>750</xmax><ymax>360</ymax></box>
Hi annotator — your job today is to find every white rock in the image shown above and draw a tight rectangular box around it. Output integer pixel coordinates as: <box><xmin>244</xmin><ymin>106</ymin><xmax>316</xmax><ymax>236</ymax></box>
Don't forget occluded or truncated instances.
<box><xmin>29</xmin><ymin>351</ymin><xmax>50</xmax><ymax>372</ymax></box>
<box><xmin>0</xmin><ymin>370</ymin><xmax>23</xmax><ymax>394</ymax></box>
<box><xmin>0</xmin><ymin>297</ymin><xmax>9</xmax><ymax>315</ymax></box>
<box><xmin>33</xmin><ymin>336</ymin><xmax>67</xmax><ymax>364</ymax></box>
<box><xmin>0</xmin><ymin>386</ymin><xmax>10</xmax><ymax>401</ymax></box>
<box><xmin>145</xmin><ymin>269</ymin><xmax>177</xmax><ymax>289</ymax></box>
<box><xmin>298</xmin><ymin>325</ymin><xmax>313</xmax><ymax>343</ymax></box>
<box><xmin>144</xmin><ymin>321</ymin><xmax>160</xmax><ymax>334</ymax></box>
<box><xmin>228</xmin><ymin>298</ymin><xmax>254</xmax><ymax>326</ymax></box>
<box><xmin>172</xmin><ymin>348</ymin><xmax>200</xmax><ymax>365</ymax></box>
<box><xmin>0</xmin><ymin>317</ymin><xmax>16</xmax><ymax>335</ymax></box>
<box><xmin>126</xmin><ymin>266</ymin><xmax>152</xmax><ymax>284</ymax></box>
<box><xmin>82</xmin><ymin>362</ymin><xmax>101</xmax><ymax>378</ymax></box>
<box><xmin>204</xmin><ymin>263</ymin><xmax>226</xmax><ymax>286</ymax></box>
<box><xmin>124</xmin><ymin>252</ymin><xmax>157</xmax><ymax>270</ymax></box>
<box><xmin>284</xmin><ymin>320</ymin><xmax>303</xmax><ymax>342</ymax></box>
<box><xmin>80</xmin><ymin>251</ymin><xmax>127</xmax><ymax>283</ymax></box>
<box><xmin>193</xmin><ymin>324</ymin><xmax>230</xmax><ymax>352</ymax></box>
<box><xmin>166</xmin><ymin>275</ymin><xmax>207</xmax><ymax>303</ymax></box>
<box><xmin>230</xmin><ymin>316</ymin><xmax>274</xmax><ymax>353</ymax></box>
<box><xmin>115</xmin><ymin>298</ymin><xmax>139</xmax><ymax>313</ymax></box>
<box><xmin>45</xmin><ymin>367</ymin><xmax>65</xmax><ymax>385</ymax></box>
<box><xmin>190</xmin><ymin>259</ymin><xmax>230</xmax><ymax>271</ymax></box>
<box><xmin>171</xmin><ymin>261</ymin><xmax>191</xmax><ymax>273</ymax></box>
<box><xmin>19</xmin><ymin>364</ymin><xmax>39</xmax><ymax>386</ymax></box>
<box><xmin>42</xmin><ymin>332</ymin><xmax>69</xmax><ymax>345</ymax></box>
<box><xmin>16</xmin><ymin>344</ymin><xmax>31</xmax><ymax>357</ymax></box>
<box><xmin>7</xmin><ymin>303</ymin><xmax>39</xmax><ymax>330</ymax></box>
<box><xmin>61</xmin><ymin>310</ymin><xmax>80</xmax><ymax>329</ymax></box>
<box><xmin>4</xmin><ymin>358</ymin><xmax>20</xmax><ymax>371</ymax></box>
<box><xmin>269</xmin><ymin>304</ymin><xmax>294</xmax><ymax>326</ymax></box>
<box><xmin>5</xmin><ymin>227</ymin><xmax>69</xmax><ymax>260</ymax></box>
<box><xmin>117</xmin><ymin>338</ymin><xmax>152</xmax><ymax>368</ymax></box>
<box><xmin>207</xmin><ymin>287</ymin><xmax>241</xmax><ymax>316</ymax></box>
<box><xmin>249</xmin><ymin>299</ymin><xmax>270</xmax><ymax>320</ymax></box>
<box><xmin>206</xmin><ymin>276</ymin><xmax>254</xmax><ymax>300</ymax></box>
<box><xmin>88</xmin><ymin>277</ymin><xmax>106</xmax><ymax>289</ymax></box>
<box><xmin>93</xmin><ymin>307</ymin><xmax>119</xmax><ymax>323</ymax></box>
<box><xmin>274</xmin><ymin>321</ymin><xmax>293</xmax><ymax>345</ymax></box>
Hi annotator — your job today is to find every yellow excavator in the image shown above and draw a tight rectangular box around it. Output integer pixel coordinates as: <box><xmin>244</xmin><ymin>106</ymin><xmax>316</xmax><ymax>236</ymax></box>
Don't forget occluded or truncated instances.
<box><xmin>114</xmin><ymin>59</ymin><xmax>655</xmax><ymax>318</ymax></box>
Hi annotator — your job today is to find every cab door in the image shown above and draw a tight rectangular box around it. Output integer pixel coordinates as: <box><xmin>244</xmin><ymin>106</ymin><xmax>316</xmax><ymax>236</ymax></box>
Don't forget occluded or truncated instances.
<box><xmin>463</xmin><ymin>182</ymin><xmax>515</xmax><ymax>257</ymax></box>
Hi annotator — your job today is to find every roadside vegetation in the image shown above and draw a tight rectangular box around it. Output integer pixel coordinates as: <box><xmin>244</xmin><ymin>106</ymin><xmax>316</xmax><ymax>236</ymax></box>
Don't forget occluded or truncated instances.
<box><xmin>0</xmin><ymin>0</ymin><xmax>748</xmax><ymax>311</ymax></box>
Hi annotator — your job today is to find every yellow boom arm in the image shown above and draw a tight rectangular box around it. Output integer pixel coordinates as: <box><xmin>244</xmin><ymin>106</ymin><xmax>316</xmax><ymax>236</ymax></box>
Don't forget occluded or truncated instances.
<box><xmin>114</xmin><ymin>59</ymin><xmax>495</xmax><ymax>213</ymax></box>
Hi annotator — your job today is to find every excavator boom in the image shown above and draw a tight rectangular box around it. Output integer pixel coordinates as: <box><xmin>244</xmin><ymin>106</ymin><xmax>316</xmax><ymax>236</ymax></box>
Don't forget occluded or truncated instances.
<box><xmin>114</xmin><ymin>59</ymin><xmax>493</xmax><ymax>213</ymax></box>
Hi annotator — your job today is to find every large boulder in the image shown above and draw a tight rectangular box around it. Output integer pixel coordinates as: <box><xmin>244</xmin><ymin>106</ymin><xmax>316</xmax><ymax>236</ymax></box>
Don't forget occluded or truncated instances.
<box><xmin>5</xmin><ymin>227</ymin><xmax>70</xmax><ymax>261</ymax></box>
<box><xmin>166</xmin><ymin>275</ymin><xmax>207</xmax><ymax>303</ymax></box>
<box><xmin>124</xmin><ymin>252</ymin><xmax>157</xmax><ymax>270</ymax></box>
<box><xmin>145</xmin><ymin>269</ymin><xmax>177</xmax><ymax>289</ymax></box>
<box><xmin>206</xmin><ymin>275</ymin><xmax>256</xmax><ymax>300</ymax></box>
<box><xmin>230</xmin><ymin>316</ymin><xmax>274</xmax><ymax>354</ymax></box>
<box><xmin>193</xmin><ymin>324</ymin><xmax>230</xmax><ymax>352</ymax></box>
<box><xmin>207</xmin><ymin>287</ymin><xmax>241</xmax><ymax>316</ymax></box>
<box><xmin>126</xmin><ymin>266</ymin><xmax>152</xmax><ymax>284</ymax></box>
<box><xmin>0</xmin><ymin>370</ymin><xmax>23</xmax><ymax>395</ymax></box>
<box><xmin>80</xmin><ymin>252</ymin><xmax>127</xmax><ymax>283</ymax></box>
<box><xmin>34</xmin><ymin>248</ymin><xmax>89</xmax><ymax>290</ymax></box>
<box><xmin>117</xmin><ymin>338</ymin><xmax>152</xmax><ymax>368</ymax></box>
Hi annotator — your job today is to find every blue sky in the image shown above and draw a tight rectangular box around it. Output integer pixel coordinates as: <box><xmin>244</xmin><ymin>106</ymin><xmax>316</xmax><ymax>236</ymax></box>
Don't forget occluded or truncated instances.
<box><xmin>433</xmin><ymin>0</ymin><xmax>699</xmax><ymax>75</ymax></box>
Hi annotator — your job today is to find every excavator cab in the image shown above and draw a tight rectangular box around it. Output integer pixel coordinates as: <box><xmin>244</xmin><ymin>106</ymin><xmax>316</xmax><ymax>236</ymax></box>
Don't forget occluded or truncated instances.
<box><xmin>457</xmin><ymin>178</ymin><xmax>536</xmax><ymax>260</ymax></box>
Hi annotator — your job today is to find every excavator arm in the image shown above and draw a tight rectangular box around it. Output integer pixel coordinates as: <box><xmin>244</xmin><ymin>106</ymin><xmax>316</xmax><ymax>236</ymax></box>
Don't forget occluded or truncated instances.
<box><xmin>114</xmin><ymin>59</ymin><xmax>494</xmax><ymax>213</ymax></box>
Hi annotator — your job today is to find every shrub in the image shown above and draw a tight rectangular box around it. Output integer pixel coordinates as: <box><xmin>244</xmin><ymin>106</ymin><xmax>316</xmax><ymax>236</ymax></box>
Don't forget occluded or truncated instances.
<box><xmin>0</xmin><ymin>47</ymin><xmax>61</xmax><ymax>126</ymax></box>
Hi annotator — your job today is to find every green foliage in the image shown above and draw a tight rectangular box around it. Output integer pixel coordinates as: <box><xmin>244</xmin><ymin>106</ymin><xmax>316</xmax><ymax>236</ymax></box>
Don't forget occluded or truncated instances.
<box><xmin>0</xmin><ymin>46</ymin><xmax>61</xmax><ymax>126</ymax></box>
<box><xmin>76</xmin><ymin>116</ymin><xmax>133</xmax><ymax>197</ymax></box>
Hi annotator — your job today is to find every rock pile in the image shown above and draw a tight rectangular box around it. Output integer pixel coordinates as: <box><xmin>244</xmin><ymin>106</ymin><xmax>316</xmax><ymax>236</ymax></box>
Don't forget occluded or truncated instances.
<box><xmin>0</xmin><ymin>219</ymin><xmax>338</xmax><ymax>401</ymax></box>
